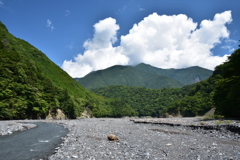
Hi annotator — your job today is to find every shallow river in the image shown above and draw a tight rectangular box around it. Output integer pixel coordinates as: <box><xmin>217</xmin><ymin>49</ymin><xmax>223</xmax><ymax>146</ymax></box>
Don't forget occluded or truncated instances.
<box><xmin>0</xmin><ymin>122</ymin><xmax>68</xmax><ymax>160</ymax></box>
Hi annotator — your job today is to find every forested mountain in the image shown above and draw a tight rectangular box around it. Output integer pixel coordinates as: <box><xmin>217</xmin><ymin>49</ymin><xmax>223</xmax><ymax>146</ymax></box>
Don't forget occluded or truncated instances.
<box><xmin>92</xmin><ymin>81</ymin><xmax>213</xmax><ymax>117</ymax></box>
<box><xmin>92</xmin><ymin>85</ymin><xmax>196</xmax><ymax>117</ymax></box>
<box><xmin>135</xmin><ymin>63</ymin><xmax>213</xmax><ymax>85</ymax></box>
<box><xmin>92</xmin><ymin>49</ymin><xmax>240</xmax><ymax>118</ymax></box>
<box><xmin>77</xmin><ymin>63</ymin><xmax>212</xmax><ymax>90</ymax></box>
<box><xmin>169</xmin><ymin>48</ymin><xmax>240</xmax><ymax>118</ymax></box>
<box><xmin>0</xmin><ymin>22</ymin><xmax>136</xmax><ymax>119</ymax></box>
<box><xmin>76</xmin><ymin>65</ymin><xmax>184</xmax><ymax>90</ymax></box>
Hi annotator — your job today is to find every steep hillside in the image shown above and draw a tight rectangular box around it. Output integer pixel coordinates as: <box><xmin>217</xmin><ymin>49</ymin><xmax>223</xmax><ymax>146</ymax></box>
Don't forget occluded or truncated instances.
<box><xmin>92</xmin><ymin>84</ymin><xmax>196</xmax><ymax>117</ymax></box>
<box><xmin>0</xmin><ymin>25</ymin><xmax>87</xmax><ymax>98</ymax></box>
<box><xmin>0</xmin><ymin>22</ymin><xmax>136</xmax><ymax>119</ymax></box>
<box><xmin>77</xmin><ymin>63</ymin><xmax>212</xmax><ymax>90</ymax></box>
<box><xmin>92</xmin><ymin>48</ymin><xmax>239</xmax><ymax>118</ymax></box>
<box><xmin>213</xmin><ymin>48</ymin><xmax>240</xmax><ymax>118</ymax></box>
<box><xmin>167</xmin><ymin>48</ymin><xmax>240</xmax><ymax>118</ymax></box>
<box><xmin>77</xmin><ymin>65</ymin><xmax>184</xmax><ymax>90</ymax></box>
<box><xmin>135</xmin><ymin>63</ymin><xmax>213</xmax><ymax>85</ymax></box>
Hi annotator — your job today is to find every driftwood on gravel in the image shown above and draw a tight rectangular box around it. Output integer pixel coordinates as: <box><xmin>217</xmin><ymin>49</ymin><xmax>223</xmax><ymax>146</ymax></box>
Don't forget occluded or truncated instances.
<box><xmin>131</xmin><ymin>118</ymin><xmax>240</xmax><ymax>136</ymax></box>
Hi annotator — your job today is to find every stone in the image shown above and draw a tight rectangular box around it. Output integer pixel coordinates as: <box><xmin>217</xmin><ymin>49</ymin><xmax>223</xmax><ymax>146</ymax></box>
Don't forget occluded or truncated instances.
<box><xmin>79</xmin><ymin>108</ymin><xmax>92</xmax><ymax>118</ymax></box>
<box><xmin>46</xmin><ymin>109</ymin><xmax>66</xmax><ymax>120</ymax></box>
<box><xmin>107</xmin><ymin>134</ymin><xmax>119</xmax><ymax>142</ymax></box>
<box><xmin>72</xmin><ymin>155</ymin><xmax>78</xmax><ymax>158</ymax></box>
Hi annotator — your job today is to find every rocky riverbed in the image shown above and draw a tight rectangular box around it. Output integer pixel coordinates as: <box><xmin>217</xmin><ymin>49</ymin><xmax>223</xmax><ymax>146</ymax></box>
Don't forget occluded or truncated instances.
<box><xmin>0</xmin><ymin>121</ymin><xmax>36</xmax><ymax>135</ymax></box>
<box><xmin>48</xmin><ymin>118</ymin><xmax>240</xmax><ymax>160</ymax></box>
<box><xmin>1</xmin><ymin>118</ymin><xmax>240</xmax><ymax>160</ymax></box>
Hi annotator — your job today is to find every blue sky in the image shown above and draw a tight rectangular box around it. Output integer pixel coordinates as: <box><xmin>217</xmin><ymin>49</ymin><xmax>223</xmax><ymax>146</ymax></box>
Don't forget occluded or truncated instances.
<box><xmin>0</xmin><ymin>0</ymin><xmax>239</xmax><ymax>78</ymax></box>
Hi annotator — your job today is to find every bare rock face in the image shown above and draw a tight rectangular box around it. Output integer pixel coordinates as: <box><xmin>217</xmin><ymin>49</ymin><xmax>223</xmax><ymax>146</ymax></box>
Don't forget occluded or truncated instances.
<box><xmin>46</xmin><ymin>109</ymin><xmax>66</xmax><ymax>120</ymax></box>
<box><xmin>107</xmin><ymin>134</ymin><xmax>119</xmax><ymax>142</ymax></box>
<box><xmin>55</xmin><ymin>109</ymin><xmax>66</xmax><ymax>120</ymax></box>
<box><xmin>46</xmin><ymin>112</ymin><xmax>54</xmax><ymax>120</ymax></box>
<box><xmin>78</xmin><ymin>108</ymin><xmax>92</xmax><ymax>119</ymax></box>
<box><xmin>194</xmin><ymin>76</ymin><xmax>201</xmax><ymax>83</ymax></box>
<box><xmin>203</xmin><ymin>108</ymin><xmax>215</xmax><ymax>117</ymax></box>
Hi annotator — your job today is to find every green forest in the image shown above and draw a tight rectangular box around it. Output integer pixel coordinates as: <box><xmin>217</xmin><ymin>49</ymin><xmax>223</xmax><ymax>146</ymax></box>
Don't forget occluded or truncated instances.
<box><xmin>77</xmin><ymin>63</ymin><xmax>212</xmax><ymax>90</ymax></box>
<box><xmin>76</xmin><ymin>65</ymin><xmax>184</xmax><ymax>90</ymax></box>
<box><xmin>93</xmin><ymin>48</ymin><xmax>240</xmax><ymax>118</ymax></box>
<box><xmin>134</xmin><ymin>63</ymin><xmax>213</xmax><ymax>85</ymax></box>
<box><xmin>0</xmin><ymin>22</ymin><xmax>136</xmax><ymax>119</ymax></box>
<box><xmin>92</xmin><ymin>83</ymin><xmax>210</xmax><ymax>117</ymax></box>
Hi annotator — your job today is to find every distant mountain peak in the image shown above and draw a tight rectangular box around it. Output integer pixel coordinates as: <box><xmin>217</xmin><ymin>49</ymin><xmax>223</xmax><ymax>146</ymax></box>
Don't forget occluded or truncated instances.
<box><xmin>76</xmin><ymin>63</ymin><xmax>213</xmax><ymax>90</ymax></box>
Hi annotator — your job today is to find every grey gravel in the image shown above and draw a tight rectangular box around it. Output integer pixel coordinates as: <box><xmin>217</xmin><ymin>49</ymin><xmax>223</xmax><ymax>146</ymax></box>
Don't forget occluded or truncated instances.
<box><xmin>0</xmin><ymin>121</ymin><xmax>36</xmax><ymax>135</ymax></box>
<box><xmin>48</xmin><ymin>118</ymin><xmax>240</xmax><ymax>160</ymax></box>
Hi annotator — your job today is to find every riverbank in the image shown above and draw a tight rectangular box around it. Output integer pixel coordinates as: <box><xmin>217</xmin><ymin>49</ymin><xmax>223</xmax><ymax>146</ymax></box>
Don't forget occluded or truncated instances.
<box><xmin>0</xmin><ymin>121</ymin><xmax>36</xmax><ymax>135</ymax></box>
<box><xmin>49</xmin><ymin>118</ymin><xmax>240</xmax><ymax>160</ymax></box>
<box><xmin>0</xmin><ymin>121</ymin><xmax>68</xmax><ymax>160</ymax></box>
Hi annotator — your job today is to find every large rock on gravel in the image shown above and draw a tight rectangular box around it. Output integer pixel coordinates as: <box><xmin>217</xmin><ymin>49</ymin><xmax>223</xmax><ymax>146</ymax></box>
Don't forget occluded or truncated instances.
<box><xmin>107</xmin><ymin>134</ymin><xmax>119</xmax><ymax>142</ymax></box>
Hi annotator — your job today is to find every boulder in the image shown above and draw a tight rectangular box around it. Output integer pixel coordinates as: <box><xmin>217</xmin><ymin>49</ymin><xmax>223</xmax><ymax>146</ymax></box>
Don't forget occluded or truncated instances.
<box><xmin>107</xmin><ymin>134</ymin><xmax>119</xmax><ymax>142</ymax></box>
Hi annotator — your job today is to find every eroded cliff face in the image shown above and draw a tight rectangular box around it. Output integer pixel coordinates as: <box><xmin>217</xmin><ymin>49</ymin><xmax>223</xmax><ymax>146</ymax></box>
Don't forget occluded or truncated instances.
<box><xmin>194</xmin><ymin>76</ymin><xmax>201</xmax><ymax>83</ymax></box>
<box><xmin>78</xmin><ymin>108</ymin><xmax>92</xmax><ymax>119</ymax></box>
<box><xmin>46</xmin><ymin>109</ymin><xmax>66</xmax><ymax>120</ymax></box>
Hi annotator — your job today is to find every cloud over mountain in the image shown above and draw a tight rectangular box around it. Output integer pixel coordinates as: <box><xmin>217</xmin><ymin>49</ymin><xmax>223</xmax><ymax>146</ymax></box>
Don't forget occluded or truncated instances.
<box><xmin>62</xmin><ymin>18</ymin><xmax>129</xmax><ymax>77</ymax></box>
<box><xmin>62</xmin><ymin>11</ymin><xmax>232</xmax><ymax>78</ymax></box>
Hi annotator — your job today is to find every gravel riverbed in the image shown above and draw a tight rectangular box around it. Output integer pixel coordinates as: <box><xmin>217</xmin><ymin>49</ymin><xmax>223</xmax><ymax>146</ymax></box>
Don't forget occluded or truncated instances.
<box><xmin>0</xmin><ymin>121</ymin><xmax>36</xmax><ymax>135</ymax></box>
<box><xmin>1</xmin><ymin>118</ymin><xmax>240</xmax><ymax>160</ymax></box>
<box><xmin>49</xmin><ymin>118</ymin><xmax>240</xmax><ymax>160</ymax></box>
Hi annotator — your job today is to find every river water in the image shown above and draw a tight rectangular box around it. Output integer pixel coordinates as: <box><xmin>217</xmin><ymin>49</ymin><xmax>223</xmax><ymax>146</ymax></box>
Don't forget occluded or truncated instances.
<box><xmin>0</xmin><ymin>122</ymin><xmax>68</xmax><ymax>160</ymax></box>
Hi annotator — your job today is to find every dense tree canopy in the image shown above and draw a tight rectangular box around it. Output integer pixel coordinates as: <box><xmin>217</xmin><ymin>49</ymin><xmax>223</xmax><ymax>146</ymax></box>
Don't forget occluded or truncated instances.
<box><xmin>0</xmin><ymin>21</ymin><xmax>135</xmax><ymax>119</ymax></box>
<box><xmin>213</xmin><ymin>49</ymin><xmax>240</xmax><ymax>118</ymax></box>
<box><xmin>92</xmin><ymin>85</ymin><xmax>196</xmax><ymax>117</ymax></box>
<box><xmin>93</xmin><ymin>47</ymin><xmax>240</xmax><ymax>118</ymax></box>
<box><xmin>135</xmin><ymin>63</ymin><xmax>213</xmax><ymax>85</ymax></box>
<box><xmin>77</xmin><ymin>65</ymin><xmax>184</xmax><ymax>90</ymax></box>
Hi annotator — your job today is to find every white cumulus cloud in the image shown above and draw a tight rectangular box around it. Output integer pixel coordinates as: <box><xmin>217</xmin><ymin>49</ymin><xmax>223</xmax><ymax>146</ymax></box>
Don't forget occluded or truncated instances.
<box><xmin>62</xmin><ymin>17</ymin><xmax>129</xmax><ymax>77</ymax></box>
<box><xmin>62</xmin><ymin>11</ymin><xmax>232</xmax><ymax>78</ymax></box>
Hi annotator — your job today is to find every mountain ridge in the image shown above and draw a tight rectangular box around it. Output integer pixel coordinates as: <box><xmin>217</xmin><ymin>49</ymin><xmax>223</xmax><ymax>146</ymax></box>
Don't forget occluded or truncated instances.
<box><xmin>76</xmin><ymin>64</ymin><xmax>184</xmax><ymax>90</ymax></box>
<box><xmin>134</xmin><ymin>63</ymin><xmax>213</xmax><ymax>85</ymax></box>
<box><xmin>76</xmin><ymin>63</ymin><xmax>213</xmax><ymax>90</ymax></box>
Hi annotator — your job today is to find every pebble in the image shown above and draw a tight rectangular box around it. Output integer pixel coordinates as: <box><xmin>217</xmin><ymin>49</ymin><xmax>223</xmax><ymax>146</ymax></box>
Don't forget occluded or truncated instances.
<box><xmin>72</xmin><ymin>155</ymin><xmax>78</xmax><ymax>158</ymax></box>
